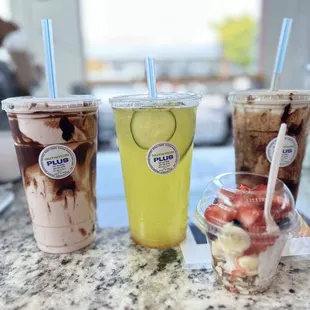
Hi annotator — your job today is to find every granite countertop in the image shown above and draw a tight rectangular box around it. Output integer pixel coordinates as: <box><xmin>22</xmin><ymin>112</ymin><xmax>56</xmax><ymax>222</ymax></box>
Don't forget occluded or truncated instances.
<box><xmin>1</xmin><ymin>182</ymin><xmax>310</xmax><ymax>310</ymax></box>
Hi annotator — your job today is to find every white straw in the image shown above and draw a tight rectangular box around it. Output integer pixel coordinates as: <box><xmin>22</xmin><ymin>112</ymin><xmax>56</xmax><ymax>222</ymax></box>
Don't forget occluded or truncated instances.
<box><xmin>264</xmin><ymin>123</ymin><xmax>287</xmax><ymax>233</ymax></box>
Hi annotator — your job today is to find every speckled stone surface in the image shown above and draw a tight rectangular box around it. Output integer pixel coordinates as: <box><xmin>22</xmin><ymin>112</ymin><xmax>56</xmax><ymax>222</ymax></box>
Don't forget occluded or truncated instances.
<box><xmin>1</xmin><ymin>182</ymin><xmax>310</xmax><ymax>310</ymax></box>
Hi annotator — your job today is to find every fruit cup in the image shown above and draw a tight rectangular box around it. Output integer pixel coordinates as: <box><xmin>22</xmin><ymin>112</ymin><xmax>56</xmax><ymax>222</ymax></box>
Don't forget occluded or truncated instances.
<box><xmin>194</xmin><ymin>172</ymin><xmax>300</xmax><ymax>294</ymax></box>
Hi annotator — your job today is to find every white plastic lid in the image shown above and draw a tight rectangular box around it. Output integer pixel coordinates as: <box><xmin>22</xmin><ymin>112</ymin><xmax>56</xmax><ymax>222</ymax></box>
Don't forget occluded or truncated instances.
<box><xmin>110</xmin><ymin>92</ymin><xmax>201</xmax><ymax>109</ymax></box>
<box><xmin>229</xmin><ymin>90</ymin><xmax>310</xmax><ymax>105</ymax></box>
<box><xmin>2</xmin><ymin>95</ymin><xmax>101</xmax><ymax>114</ymax></box>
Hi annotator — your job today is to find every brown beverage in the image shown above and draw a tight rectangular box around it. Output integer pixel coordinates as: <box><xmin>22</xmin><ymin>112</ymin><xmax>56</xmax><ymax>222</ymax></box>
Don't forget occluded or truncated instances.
<box><xmin>2</xmin><ymin>96</ymin><xmax>100</xmax><ymax>253</ymax></box>
<box><xmin>229</xmin><ymin>90</ymin><xmax>310</xmax><ymax>200</ymax></box>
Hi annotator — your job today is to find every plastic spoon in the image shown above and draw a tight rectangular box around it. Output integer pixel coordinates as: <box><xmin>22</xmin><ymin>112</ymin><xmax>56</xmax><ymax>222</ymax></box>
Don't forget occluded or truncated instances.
<box><xmin>264</xmin><ymin>123</ymin><xmax>287</xmax><ymax>233</ymax></box>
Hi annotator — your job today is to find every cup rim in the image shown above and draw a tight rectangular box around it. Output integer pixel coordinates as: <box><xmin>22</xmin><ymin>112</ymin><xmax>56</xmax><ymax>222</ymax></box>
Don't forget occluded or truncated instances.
<box><xmin>2</xmin><ymin>95</ymin><xmax>101</xmax><ymax>114</ymax></box>
<box><xmin>109</xmin><ymin>92</ymin><xmax>201</xmax><ymax>109</ymax></box>
<box><xmin>228</xmin><ymin>90</ymin><xmax>310</xmax><ymax>105</ymax></box>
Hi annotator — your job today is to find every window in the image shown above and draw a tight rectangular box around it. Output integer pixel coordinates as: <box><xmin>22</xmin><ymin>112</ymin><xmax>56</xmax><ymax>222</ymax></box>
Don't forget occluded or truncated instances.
<box><xmin>81</xmin><ymin>0</ymin><xmax>262</xmax><ymax>87</ymax></box>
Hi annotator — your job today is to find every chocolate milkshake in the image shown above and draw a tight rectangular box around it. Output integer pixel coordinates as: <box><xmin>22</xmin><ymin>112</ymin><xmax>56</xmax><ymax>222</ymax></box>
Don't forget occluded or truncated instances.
<box><xmin>229</xmin><ymin>90</ymin><xmax>310</xmax><ymax>200</ymax></box>
<box><xmin>2</xmin><ymin>96</ymin><xmax>100</xmax><ymax>253</ymax></box>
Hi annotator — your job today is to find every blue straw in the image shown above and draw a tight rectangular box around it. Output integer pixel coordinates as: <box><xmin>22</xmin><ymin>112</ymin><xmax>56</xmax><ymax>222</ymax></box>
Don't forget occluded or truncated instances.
<box><xmin>41</xmin><ymin>19</ymin><xmax>58</xmax><ymax>98</ymax></box>
<box><xmin>270</xmin><ymin>18</ymin><xmax>293</xmax><ymax>91</ymax></box>
<box><xmin>145</xmin><ymin>56</ymin><xmax>157</xmax><ymax>98</ymax></box>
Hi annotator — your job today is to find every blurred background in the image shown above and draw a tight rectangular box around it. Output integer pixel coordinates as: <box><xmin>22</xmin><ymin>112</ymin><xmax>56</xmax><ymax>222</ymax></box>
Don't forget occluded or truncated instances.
<box><xmin>1</xmin><ymin>0</ymin><xmax>310</xmax><ymax>148</ymax></box>
<box><xmin>1</xmin><ymin>0</ymin><xmax>310</xmax><ymax>224</ymax></box>
<box><xmin>0</xmin><ymin>0</ymin><xmax>299</xmax><ymax>149</ymax></box>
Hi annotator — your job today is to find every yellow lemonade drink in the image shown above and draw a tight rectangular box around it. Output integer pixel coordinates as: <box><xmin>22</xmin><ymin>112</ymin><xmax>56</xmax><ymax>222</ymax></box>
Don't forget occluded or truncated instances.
<box><xmin>110</xmin><ymin>93</ymin><xmax>201</xmax><ymax>248</ymax></box>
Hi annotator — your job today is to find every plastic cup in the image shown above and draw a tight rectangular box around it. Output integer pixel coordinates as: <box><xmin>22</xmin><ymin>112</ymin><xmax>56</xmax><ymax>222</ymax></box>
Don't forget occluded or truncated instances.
<box><xmin>2</xmin><ymin>96</ymin><xmax>100</xmax><ymax>253</ymax></box>
<box><xmin>229</xmin><ymin>90</ymin><xmax>310</xmax><ymax>200</ymax></box>
<box><xmin>194</xmin><ymin>172</ymin><xmax>300</xmax><ymax>294</ymax></box>
<box><xmin>110</xmin><ymin>92</ymin><xmax>201</xmax><ymax>248</ymax></box>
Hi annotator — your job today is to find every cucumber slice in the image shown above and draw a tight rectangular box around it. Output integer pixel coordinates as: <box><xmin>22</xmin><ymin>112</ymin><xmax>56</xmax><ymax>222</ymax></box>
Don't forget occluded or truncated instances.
<box><xmin>169</xmin><ymin>108</ymin><xmax>196</xmax><ymax>159</ymax></box>
<box><xmin>130</xmin><ymin>110</ymin><xmax>176</xmax><ymax>149</ymax></box>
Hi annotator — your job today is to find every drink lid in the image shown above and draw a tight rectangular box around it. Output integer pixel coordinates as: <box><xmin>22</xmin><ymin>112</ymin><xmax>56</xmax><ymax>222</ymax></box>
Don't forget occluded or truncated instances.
<box><xmin>1</xmin><ymin>96</ymin><xmax>101</xmax><ymax>114</ymax></box>
<box><xmin>109</xmin><ymin>92</ymin><xmax>201</xmax><ymax>109</ymax></box>
<box><xmin>194</xmin><ymin>172</ymin><xmax>300</xmax><ymax>239</ymax></box>
<box><xmin>229</xmin><ymin>90</ymin><xmax>310</xmax><ymax>106</ymax></box>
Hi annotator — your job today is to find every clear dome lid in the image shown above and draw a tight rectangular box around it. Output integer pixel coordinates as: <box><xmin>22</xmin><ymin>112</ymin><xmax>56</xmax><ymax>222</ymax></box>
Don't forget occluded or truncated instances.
<box><xmin>195</xmin><ymin>172</ymin><xmax>300</xmax><ymax>238</ymax></box>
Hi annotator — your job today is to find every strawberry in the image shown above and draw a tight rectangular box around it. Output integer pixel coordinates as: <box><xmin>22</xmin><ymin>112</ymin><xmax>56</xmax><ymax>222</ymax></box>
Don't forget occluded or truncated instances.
<box><xmin>252</xmin><ymin>184</ymin><xmax>267</xmax><ymax>192</ymax></box>
<box><xmin>243</xmin><ymin>245</ymin><xmax>260</xmax><ymax>255</ymax></box>
<box><xmin>225</xmin><ymin>286</ymin><xmax>240</xmax><ymax>294</ymax></box>
<box><xmin>247</xmin><ymin>218</ymin><xmax>266</xmax><ymax>234</ymax></box>
<box><xmin>249</xmin><ymin>236</ymin><xmax>277</xmax><ymax>253</ymax></box>
<box><xmin>246</xmin><ymin>219</ymin><xmax>277</xmax><ymax>254</ymax></box>
<box><xmin>217</xmin><ymin>188</ymin><xmax>235</xmax><ymax>206</ymax></box>
<box><xmin>230</xmin><ymin>192</ymin><xmax>246</xmax><ymax>209</ymax></box>
<box><xmin>236</xmin><ymin>205</ymin><xmax>263</xmax><ymax>228</ymax></box>
<box><xmin>239</xmin><ymin>184</ymin><xmax>251</xmax><ymax>191</ymax></box>
<box><xmin>271</xmin><ymin>196</ymin><xmax>292</xmax><ymax>219</ymax></box>
<box><xmin>231</xmin><ymin>268</ymin><xmax>245</xmax><ymax>277</ymax></box>
<box><xmin>204</xmin><ymin>204</ymin><xmax>237</xmax><ymax>226</ymax></box>
<box><xmin>243</xmin><ymin>242</ymin><xmax>272</xmax><ymax>255</ymax></box>
<box><xmin>229</xmin><ymin>268</ymin><xmax>246</xmax><ymax>283</ymax></box>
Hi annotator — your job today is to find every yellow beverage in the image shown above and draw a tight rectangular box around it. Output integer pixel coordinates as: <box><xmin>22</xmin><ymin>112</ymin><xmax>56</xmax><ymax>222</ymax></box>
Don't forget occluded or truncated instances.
<box><xmin>111</xmin><ymin>93</ymin><xmax>200</xmax><ymax>248</ymax></box>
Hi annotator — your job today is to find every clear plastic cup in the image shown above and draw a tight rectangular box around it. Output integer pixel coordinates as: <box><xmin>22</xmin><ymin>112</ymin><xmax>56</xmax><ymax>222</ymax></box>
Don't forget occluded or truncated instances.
<box><xmin>2</xmin><ymin>96</ymin><xmax>100</xmax><ymax>253</ymax></box>
<box><xmin>194</xmin><ymin>172</ymin><xmax>300</xmax><ymax>294</ymax></box>
<box><xmin>110</xmin><ymin>92</ymin><xmax>201</xmax><ymax>248</ymax></box>
<box><xmin>229</xmin><ymin>90</ymin><xmax>310</xmax><ymax>201</ymax></box>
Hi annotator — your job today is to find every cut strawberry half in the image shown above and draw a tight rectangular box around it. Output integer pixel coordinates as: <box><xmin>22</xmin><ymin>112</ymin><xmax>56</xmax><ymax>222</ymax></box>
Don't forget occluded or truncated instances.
<box><xmin>243</xmin><ymin>242</ymin><xmax>271</xmax><ymax>255</ymax></box>
<box><xmin>217</xmin><ymin>188</ymin><xmax>235</xmax><ymax>206</ymax></box>
<box><xmin>247</xmin><ymin>218</ymin><xmax>267</xmax><ymax>234</ymax></box>
<box><xmin>204</xmin><ymin>204</ymin><xmax>237</xmax><ymax>226</ymax></box>
<box><xmin>246</xmin><ymin>231</ymin><xmax>278</xmax><ymax>254</ymax></box>
<box><xmin>230</xmin><ymin>192</ymin><xmax>247</xmax><ymax>209</ymax></box>
<box><xmin>252</xmin><ymin>184</ymin><xmax>267</xmax><ymax>192</ymax></box>
<box><xmin>239</xmin><ymin>184</ymin><xmax>251</xmax><ymax>191</ymax></box>
<box><xmin>271</xmin><ymin>196</ymin><xmax>292</xmax><ymax>220</ymax></box>
<box><xmin>236</xmin><ymin>205</ymin><xmax>263</xmax><ymax>228</ymax></box>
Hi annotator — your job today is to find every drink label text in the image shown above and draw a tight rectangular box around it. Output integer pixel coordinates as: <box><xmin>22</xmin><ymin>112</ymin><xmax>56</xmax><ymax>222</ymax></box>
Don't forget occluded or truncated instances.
<box><xmin>146</xmin><ymin>142</ymin><xmax>180</xmax><ymax>175</ymax></box>
<box><xmin>266</xmin><ymin>135</ymin><xmax>298</xmax><ymax>167</ymax></box>
<box><xmin>39</xmin><ymin>145</ymin><xmax>76</xmax><ymax>179</ymax></box>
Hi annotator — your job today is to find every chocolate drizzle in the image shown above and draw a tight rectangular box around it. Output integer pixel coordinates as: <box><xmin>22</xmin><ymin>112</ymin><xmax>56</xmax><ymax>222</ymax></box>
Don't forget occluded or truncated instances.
<box><xmin>281</xmin><ymin>104</ymin><xmax>291</xmax><ymax>123</ymax></box>
<box><xmin>289</xmin><ymin>92</ymin><xmax>294</xmax><ymax>101</ymax></box>
<box><xmin>9</xmin><ymin>118</ymin><xmax>38</xmax><ymax>145</ymax></box>
<box><xmin>56</xmin><ymin>176</ymin><xmax>76</xmax><ymax>196</ymax></box>
<box><xmin>240</xmin><ymin>166</ymin><xmax>250</xmax><ymax>172</ymax></box>
<box><xmin>78</xmin><ymin>228</ymin><xmax>87</xmax><ymax>236</ymax></box>
<box><xmin>288</xmin><ymin>121</ymin><xmax>303</xmax><ymax>136</ymax></box>
<box><xmin>15</xmin><ymin>145</ymin><xmax>43</xmax><ymax>172</ymax></box>
<box><xmin>247</xmin><ymin>95</ymin><xmax>254</xmax><ymax>103</ymax></box>
<box><xmin>59</xmin><ymin>116</ymin><xmax>75</xmax><ymax>141</ymax></box>
<box><xmin>74</xmin><ymin>143</ymin><xmax>92</xmax><ymax>165</ymax></box>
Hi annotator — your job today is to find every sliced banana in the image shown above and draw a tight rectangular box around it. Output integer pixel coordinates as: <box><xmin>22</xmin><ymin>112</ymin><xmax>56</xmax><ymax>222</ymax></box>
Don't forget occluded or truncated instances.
<box><xmin>217</xmin><ymin>222</ymin><xmax>251</xmax><ymax>256</ymax></box>
<box><xmin>211</xmin><ymin>240</ymin><xmax>224</xmax><ymax>258</ymax></box>
<box><xmin>238</xmin><ymin>255</ymin><xmax>259</xmax><ymax>276</ymax></box>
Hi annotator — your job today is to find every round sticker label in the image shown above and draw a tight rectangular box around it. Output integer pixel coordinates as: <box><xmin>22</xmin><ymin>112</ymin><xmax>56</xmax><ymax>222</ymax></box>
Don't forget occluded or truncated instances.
<box><xmin>146</xmin><ymin>142</ymin><xmax>180</xmax><ymax>175</ymax></box>
<box><xmin>266</xmin><ymin>136</ymin><xmax>298</xmax><ymax>167</ymax></box>
<box><xmin>39</xmin><ymin>145</ymin><xmax>76</xmax><ymax>179</ymax></box>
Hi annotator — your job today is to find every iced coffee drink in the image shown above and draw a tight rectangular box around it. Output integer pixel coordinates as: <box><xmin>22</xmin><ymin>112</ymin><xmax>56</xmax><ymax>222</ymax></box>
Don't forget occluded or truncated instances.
<box><xmin>229</xmin><ymin>91</ymin><xmax>310</xmax><ymax>200</ymax></box>
<box><xmin>2</xmin><ymin>96</ymin><xmax>100</xmax><ymax>253</ymax></box>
